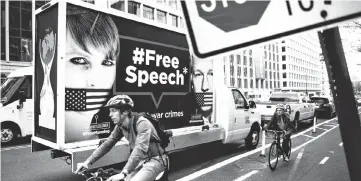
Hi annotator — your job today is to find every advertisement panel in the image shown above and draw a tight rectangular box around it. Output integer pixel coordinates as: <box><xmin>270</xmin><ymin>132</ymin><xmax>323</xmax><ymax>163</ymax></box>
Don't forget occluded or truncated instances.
<box><xmin>63</xmin><ymin>4</ymin><xmax>215</xmax><ymax>144</ymax></box>
<box><xmin>34</xmin><ymin>4</ymin><xmax>58</xmax><ymax>143</ymax></box>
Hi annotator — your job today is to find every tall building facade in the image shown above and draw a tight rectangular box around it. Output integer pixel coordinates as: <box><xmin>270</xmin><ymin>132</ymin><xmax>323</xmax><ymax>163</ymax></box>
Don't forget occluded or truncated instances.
<box><xmin>279</xmin><ymin>31</ymin><xmax>323</xmax><ymax>96</ymax></box>
<box><xmin>0</xmin><ymin>0</ymin><xmax>51</xmax><ymax>84</ymax></box>
<box><xmin>223</xmin><ymin>41</ymin><xmax>282</xmax><ymax>98</ymax></box>
<box><xmin>0</xmin><ymin>0</ymin><xmax>185</xmax><ymax>84</ymax></box>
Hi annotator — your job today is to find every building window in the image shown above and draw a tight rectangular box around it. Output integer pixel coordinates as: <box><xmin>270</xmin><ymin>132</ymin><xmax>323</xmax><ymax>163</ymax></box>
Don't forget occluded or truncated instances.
<box><xmin>238</xmin><ymin>78</ymin><xmax>242</xmax><ymax>88</ymax></box>
<box><xmin>261</xmin><ymin>80</ymin><xmax>264</xmax><ymax>88</ymax></box>
<box><xmin>179</xmin><ymin>17</ymin><xmax>184</xmax><ymax>28</ymax></box>
<box><xmin>170</xmin><ymin>14</ymin><xmax>178</xmax><ymax>27</ymax></box>
<box><xmin>250</xmin><ymin>79</ymin><xmax>253</xmax><ymax>88</ymax></box>
<box><xmin>273</xmin><ymin>63</ymin><xmax>276</xmax><ymax>70</ymax></box>
<box><xmin>282</xmin><ymin>55</ymin><xmax>286</xmax><ymax>61</ymax></box>
<box><xmin>249</xmin><ymin>57</ymin><xmax>253</xmax><ymax>66</ymax></box>
<box><xmin>244</xmin><ymin>79</ymin><xmax>248</xmax><ymax>88</ymax></box>
<box><xmin>1</xmin><ymin>1</ymin><xmax>5</xmax><ymax>27</ymax></box>
<box><xmin>266</xmin><ymin>81</ymin><xmax>268</xmax><ymax>89</ymax></box>
<box><xmin>256</xmin><ymin>79</ymin><xmax>259</xmax><ymax>88</ymax></box>
<box><xmin>265</xmin><ymin>61</ymin><xmax>267</xmax><ymax>69</ymax></box>
<box><xmin>274</xmin><ymin>81</ymin><xmax>277</xmax><ymax>88</ymax></box>
<box><xmin>282</xmin><ymin>46</ymin><xmax>285</xmax><ymax>52</ymax></box>
<box><xmin>156</xmin><ymin>0</ymin><xmax>166</xmax><ymax>4</ymax></box>
<box><xmin>283</xmin><ymin>73</ymin><xmax>287</xmax><ymax>78</ymax></box>
<box><xmin>128</xmin><ymin>1</ymin><xmax>140</xmax><ymax>16</ymax></box>
<box><xmin>169</xmin><ymin>0</ymin><xmax>178</xmax><ymax>9</ymax></box>
<box><xmin>244</xmin><ymin>57</ymin><xmax>247</xmax><ymax>65</ymax></box>
<box><xmin>143</xmin><ymin>6</ymin><xmax>154</xmax><ymax>20</ymax></box>
<box><xmin>282</xmin><ymin>64</ymin><xmax>286</xmax><ymax>70</ymax></box>
<box><xmin>269</xmin><ymin>62</ymin><xmax>272</xmax><ymax>70</ymax></box>
<box><xmin>270</xmin><ymin>81</ymin><xmax>273</xmax><ymax>89</ymax></box>
<box><xmin>237</xmin><ymin>67</ymin><xmax>241</xmax><ymax>77</ymax></box>
<box><xmin>81</xmin><ymin>0</ymin><xmax>95</xmax><ymax>4</ymax></box>
<box><xmin>111</xmin><ymin>0</ymin><xmax>125</xmax><ymax>11</ymax></box>
<box><xmin>283</xmin><ymin>81</ymin><xmax>287</xmax><ymax>87</ymax></box>
<box><xmin>237</xmin><ymin>55</ymin><xmax>241</xmax><ymax>64</ymax></box>
<box><xmin>250</xmin><ymin>69</ymin><xmax>253</xmax><ymax>77</ymax></box>
<box><xmin>244</xmin><ymin>68</ymin><xmax>247</xmax><ymax>77</ymax></box>
<box><xmin>265</xmin><ymin>71</ymin><xmax>268</xmax><ymax>78</ymax></box>
<box><xmin>157</xmin><ymin>10</ymin><xmax>167</xmax><ymax>24</ymax></box>
<box><xmin>273</xmin><ymin>72</ymin><xmax>276</xmax><ymax>80</ymax></box>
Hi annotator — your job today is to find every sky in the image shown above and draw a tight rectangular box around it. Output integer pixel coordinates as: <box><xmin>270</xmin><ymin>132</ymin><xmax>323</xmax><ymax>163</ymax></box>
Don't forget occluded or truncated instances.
<box><xmin>339</xmin><ymin>18</ymin><xmax>361</xmax><ymax>65</ymax></box>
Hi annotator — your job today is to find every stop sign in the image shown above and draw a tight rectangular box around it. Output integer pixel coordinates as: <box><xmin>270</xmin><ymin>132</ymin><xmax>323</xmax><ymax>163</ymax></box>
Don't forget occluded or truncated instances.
<box><xmin>181</xmin><ymin>0</ymin><xmax>361</xmax><ymax>59</ymax></box>
<box><xmin>195</xmin><ymin>1</ymin><xmax>270</xmax><ymax>33</ymax></box>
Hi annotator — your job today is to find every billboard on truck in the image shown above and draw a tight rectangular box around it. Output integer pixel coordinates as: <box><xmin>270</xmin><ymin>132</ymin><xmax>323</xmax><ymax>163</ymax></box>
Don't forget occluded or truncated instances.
<box><xmin>34</xmin><ymin>3</ymin><xmax>58</xmax><ymax>143</ymax></box>
<box><xmin>34</xmin><ymin>1</ymin><xmax>216</xmax><ymax>146</ymax></box>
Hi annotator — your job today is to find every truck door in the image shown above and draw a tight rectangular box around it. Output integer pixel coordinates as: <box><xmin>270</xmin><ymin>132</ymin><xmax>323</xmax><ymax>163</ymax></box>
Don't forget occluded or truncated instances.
<box><xmin>231</xmin><ymin>89</ymin><xmax>252</xmax><ymax>140</ymax></box>
<box><xmin>16</xmin><ymin>76</ymin><xmax>33</xmax><ymax>136</ymax></box>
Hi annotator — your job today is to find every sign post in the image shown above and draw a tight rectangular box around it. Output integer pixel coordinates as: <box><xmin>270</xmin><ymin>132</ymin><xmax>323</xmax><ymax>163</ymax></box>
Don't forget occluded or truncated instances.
<box><xmin>181</xmin><ymin>0</ymin><xmax>361</xmax><ymax>58</ymax></box>
<box><xmin>319</xmin><ymin>27</ymin><xmax>361</xmax><ymax>181</ymax></box>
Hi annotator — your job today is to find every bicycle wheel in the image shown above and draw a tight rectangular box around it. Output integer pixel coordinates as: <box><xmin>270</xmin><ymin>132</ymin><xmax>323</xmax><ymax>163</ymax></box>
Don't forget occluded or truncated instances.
<box><xmin>268</xmin><ymin>142</ymin><xmax>279</xmax><ymax>171</ymax></box>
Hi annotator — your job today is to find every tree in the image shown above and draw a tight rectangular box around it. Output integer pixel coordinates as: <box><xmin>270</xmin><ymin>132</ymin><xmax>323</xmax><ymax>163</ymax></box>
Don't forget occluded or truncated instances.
<box><xmin>354</xmin><ymin>81</ymin><xmax>361</xmax><ymax>95</ymax></box>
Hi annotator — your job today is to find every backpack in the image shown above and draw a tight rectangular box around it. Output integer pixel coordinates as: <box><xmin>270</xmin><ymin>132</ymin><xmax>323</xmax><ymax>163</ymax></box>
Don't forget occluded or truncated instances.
<box><xmin>133</xmin><ymin>112</ymin><xmax>171</xmax><ymax>149</ymax></box>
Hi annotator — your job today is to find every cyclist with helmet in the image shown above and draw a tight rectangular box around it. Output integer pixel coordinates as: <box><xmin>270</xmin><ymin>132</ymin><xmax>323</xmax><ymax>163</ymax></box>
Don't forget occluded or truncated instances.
<box><xmin>75</xmin><ymin>95</ymin><xmax>166</xmax><ymax>181</ymax></box>
<box><xmin>264</xmin><ymin>104</ymin><xmax>296</xmax><ymax>162</ymax></box>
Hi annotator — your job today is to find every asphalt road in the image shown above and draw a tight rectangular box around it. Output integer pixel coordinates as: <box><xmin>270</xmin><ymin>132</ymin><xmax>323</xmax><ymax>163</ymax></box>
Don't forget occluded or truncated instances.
<box><xmin>1</xmin><ymin>108</ymin><xmax>360</xmax><ymax>181</ymax></box>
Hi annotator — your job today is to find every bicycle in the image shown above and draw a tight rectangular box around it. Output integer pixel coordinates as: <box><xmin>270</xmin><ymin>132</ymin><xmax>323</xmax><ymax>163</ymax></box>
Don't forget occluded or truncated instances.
<box><xmin>80</xmin><ymin>154</ymin><xmax>170</xmax><ymax>181</ymax></box>
<box><xmin>266</xmin><ymin>130</ymin><xmax>292</xmax><ymax>171</ymax></box>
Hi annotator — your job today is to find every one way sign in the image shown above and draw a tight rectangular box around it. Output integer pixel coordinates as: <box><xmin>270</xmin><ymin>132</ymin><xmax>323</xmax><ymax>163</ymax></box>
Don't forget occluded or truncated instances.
<box><xmin>181</xmin><ymin>0</ymin><xmax>361</xmax><ymax>58</ymax></box>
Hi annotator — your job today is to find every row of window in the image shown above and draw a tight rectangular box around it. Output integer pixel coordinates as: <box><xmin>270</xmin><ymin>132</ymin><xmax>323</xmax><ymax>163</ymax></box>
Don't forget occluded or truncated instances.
<box><xmin>230</xmin><ymin>78</ymin><xmax>281</xmax><ymax>89</ymax></box>
<box><xmin>283</xmin><ymin>81</ymin><xmax>320</xmax><ymax>89</ymax></box>
<box><xmin>283</xmin><ymin>73</ymin><xmax>319</xmax><ymax>82</ymax></box>
<box><xmin>110</xmin><ymin>0</ymin><xmax>183</xmax><ymax>28</ymax></box>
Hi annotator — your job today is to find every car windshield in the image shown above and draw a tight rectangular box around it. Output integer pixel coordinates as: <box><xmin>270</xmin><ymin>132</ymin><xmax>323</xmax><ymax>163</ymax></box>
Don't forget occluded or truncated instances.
<box><xmin>269</xmin><ymin>93</ymin><xmax>299</xmax><ymax>102</ymax></box>
<box><xmin>311</xmin><ymin>97</ymin><xmax>329</xmax><ymax>104</ymax></box>
<box><xmin>1</xmin><ymin>77</ymin><xmax>21</xmax><ymax>102</ymax></box>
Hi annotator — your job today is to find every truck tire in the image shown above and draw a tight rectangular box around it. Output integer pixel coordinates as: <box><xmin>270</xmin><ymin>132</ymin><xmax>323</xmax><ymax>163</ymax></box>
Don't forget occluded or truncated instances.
<box><xmin>245</xmin><ymin>126</ymin><xmax>260</xmax><ymax>150</ymax></box>
<box><xmin>1</xmin><ymin>124</ymin><xmax>18</xmax><ymax>145</ymax></box>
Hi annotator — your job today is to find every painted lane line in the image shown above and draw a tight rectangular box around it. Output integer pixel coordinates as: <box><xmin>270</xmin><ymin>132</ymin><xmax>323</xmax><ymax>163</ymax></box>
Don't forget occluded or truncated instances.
<box><xmin>270</xmin><ymin>125</ymin><xmax>338</xmax><ymax>165</ymax></box>
<box><xmin>286</xmin><ymin>147</ymin><xmax>305</xmax><ymax>181</ymax></box>
<box><xmin>176</xmin><ymin>118</ymin><xmax>338</xmax><ymax>181</ymax></box>
<box><xmin>317</xmin><ymin>127</ymin><xmax>329</xmax><ymax>131</ymax></box>
<box><xmin>302</xmin><ymin>134</ymin><xmax>316</xmax><ymax>139</ymax></box>
<box><xmin>339</xmin><ymin>142</ymin><xmax>343</xmax><ymax>147</ymax></box>
<box><xmin>1</xmin><ymin>145</ymin><xmax>31</xmax><ymax>152</ymax></box>
<box><xmin>233</xmin><ymin>170</ymin><xmax>259</xmax><ymax>181</ymax></box>
<box><xmin>319</xmin><ymin>157</ymin><xmax>330</xmax><ymax>164</ymax></box>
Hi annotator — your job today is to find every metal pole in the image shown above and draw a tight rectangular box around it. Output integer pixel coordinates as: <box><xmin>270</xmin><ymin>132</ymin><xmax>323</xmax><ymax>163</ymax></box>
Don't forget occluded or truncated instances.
<box><xmin>318</xmin><ymin>27</ymin><xmax>361</xmax><ymax>181</ymax></box>
<box><xmin>260</xmin><ymin>125</ymin><xmax>266</xmax><ymax>157</ymax></box>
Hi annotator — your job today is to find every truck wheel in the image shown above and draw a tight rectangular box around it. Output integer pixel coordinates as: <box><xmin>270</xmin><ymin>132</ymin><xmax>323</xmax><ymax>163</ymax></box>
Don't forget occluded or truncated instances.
<box><xmin>1</xmin><ymin>125</ymin><xmax>17</xmax><ymax>145</ymax></box>
<box><xmin>245</xmin><ymin>127</ymin><xmax>260</xmax><ymax>150</ymax></box>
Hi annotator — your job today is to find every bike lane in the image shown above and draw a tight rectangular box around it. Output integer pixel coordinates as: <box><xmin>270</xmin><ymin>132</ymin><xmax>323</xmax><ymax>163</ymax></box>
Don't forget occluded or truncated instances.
<box><xmin>180</xmin><ymin>119</ymin><xmax>339</xmax><ymax>181</ymax></box>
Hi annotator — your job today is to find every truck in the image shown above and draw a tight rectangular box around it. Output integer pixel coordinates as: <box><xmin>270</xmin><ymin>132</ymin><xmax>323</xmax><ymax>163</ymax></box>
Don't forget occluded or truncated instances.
<box><xmin>1</xmin><ymin>66</ymin><xmax>33</xmax><ymax>144</ymax></box>
<box><xmin>257</xmin><ymin>92</ymin><xmax>316</xmax><ymax>130</ymax></box>
<box><xmin>30</xmin><ymin>0</ymin><xmax>262</xmax><ymax>173</ymax></box>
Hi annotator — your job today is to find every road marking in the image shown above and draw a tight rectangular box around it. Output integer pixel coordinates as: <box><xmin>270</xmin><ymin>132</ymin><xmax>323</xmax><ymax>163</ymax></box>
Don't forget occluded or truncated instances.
<box><xmin>176</xmin><ymin>118</ymin><xmax>338</xmax><ymax>181</ymax></box>
<box><xmin>339</xmin><ymin>142</ymin><xmax>343</xmax><ymax>147</ymax></box>
<box><xmin>286</xmin><ymin>147</ymin><xmax>305</xmax><ymax>181</ymax></box>
<box><xmin>319</xmin><ymin>157</ymin><xmax>330</xmax><ymax>164</ymax></box>
<box><xmin>302</xmin><ymin>134</ymin><xmax>315</xmax><ymax>139</ymax></box>
<box><xmin>317</xmin><ymin>127</ymin><xmax>329</xmax><ymax>131</ymax></box>
<box><xmin>233</xmin><ymin>170</ymin><xmax>259</xmax><ymax>181</ymax></box>
<box><xmin>1</xmin><ymin>145</ymin><xmax>31</xmax><ymax>152</ymax></box>
<box><xmin>323</xmin><ymin>124</ymin><xmax>336</xmax><ymax>127</ymax></box>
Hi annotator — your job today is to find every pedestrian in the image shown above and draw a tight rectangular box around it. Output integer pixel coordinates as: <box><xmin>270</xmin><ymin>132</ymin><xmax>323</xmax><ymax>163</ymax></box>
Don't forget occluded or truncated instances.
<box><xmin>75</xmin><ymin>95</ymin><xmax>167</xmax><ymax>181</ymax></box>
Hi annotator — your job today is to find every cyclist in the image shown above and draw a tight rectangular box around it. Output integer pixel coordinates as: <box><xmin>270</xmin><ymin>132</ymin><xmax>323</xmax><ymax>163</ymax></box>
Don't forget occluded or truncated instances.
<box><xmin>264</xmin><ymin>104</ymin><xmax>296</xmax><ymax>162</ymax></box>
<box><xmin>75</xmin><ymin>95</ymin><xmax>166</xmax><ymax>181</ymax></box>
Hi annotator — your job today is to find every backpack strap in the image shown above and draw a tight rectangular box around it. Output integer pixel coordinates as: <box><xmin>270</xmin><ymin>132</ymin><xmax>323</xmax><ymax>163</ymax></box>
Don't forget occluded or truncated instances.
<box><xmin>132</xmin><ymin>112</ymin><xmax>144</xmax><ymax>135</ymax></box>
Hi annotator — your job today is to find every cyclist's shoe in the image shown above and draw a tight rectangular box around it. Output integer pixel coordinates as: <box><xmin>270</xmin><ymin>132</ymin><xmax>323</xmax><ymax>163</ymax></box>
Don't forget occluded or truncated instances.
<box><xmin>284</xmin><ymin>155</ymin><xmax>289</xmax><ymax>162</ymax></box>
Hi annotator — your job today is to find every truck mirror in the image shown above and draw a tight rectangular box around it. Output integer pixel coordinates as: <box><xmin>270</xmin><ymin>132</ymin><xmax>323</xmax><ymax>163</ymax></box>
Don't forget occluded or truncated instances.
<box><xmin>249</xmin><ymin>101</ymin><xmax>256</xmax><ymax>108</ymax></box>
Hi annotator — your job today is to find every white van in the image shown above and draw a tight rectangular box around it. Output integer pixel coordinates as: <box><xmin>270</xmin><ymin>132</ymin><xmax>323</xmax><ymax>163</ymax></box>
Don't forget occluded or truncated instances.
<box><xmin>1</xmin><ymin>67</ymin><xmax>33</xmax><ymax>144</ymax></box>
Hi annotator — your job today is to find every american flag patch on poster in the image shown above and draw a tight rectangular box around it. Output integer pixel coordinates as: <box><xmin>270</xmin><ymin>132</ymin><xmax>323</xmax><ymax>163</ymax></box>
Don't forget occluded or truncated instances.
<box><xmin>195</xmin><ymin>92</ymin><xmax>213</xmax><ymax>106</ymax></box>
<box><xmin>65</xmin><ymin>88</ymin><xmax>109</xmax><ymax>111</ymax></box>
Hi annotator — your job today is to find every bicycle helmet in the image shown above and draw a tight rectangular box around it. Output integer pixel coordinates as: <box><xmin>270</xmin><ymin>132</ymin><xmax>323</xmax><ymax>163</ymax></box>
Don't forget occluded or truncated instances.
<box><xmin>276</xmin><ymin>104</ymin><xmax>285</xmax><ymax>110</ymax></box>
<box><xmin>104</xmin><ymin>95</ymin><xmax>134</xmax><ymax>110</ymax></box>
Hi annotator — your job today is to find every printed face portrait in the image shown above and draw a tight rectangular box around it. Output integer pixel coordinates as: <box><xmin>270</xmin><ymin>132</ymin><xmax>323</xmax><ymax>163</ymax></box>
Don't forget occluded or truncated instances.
<box><xmin>191</xmin><ymin>56</ymin><xmax>213</xmax><ymax>112</ymax></box>
<box><xmin>64</xmin><ymin>6</ymin><xmax>120</xmax><ymax>143</ymax></box>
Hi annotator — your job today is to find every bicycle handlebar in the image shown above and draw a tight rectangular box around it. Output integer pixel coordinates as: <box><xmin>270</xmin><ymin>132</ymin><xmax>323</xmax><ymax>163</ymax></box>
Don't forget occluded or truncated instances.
<box><xmin>81</xmin><ymin>168</ymin><xmax>121</xmax><ymax>181</ymax></box>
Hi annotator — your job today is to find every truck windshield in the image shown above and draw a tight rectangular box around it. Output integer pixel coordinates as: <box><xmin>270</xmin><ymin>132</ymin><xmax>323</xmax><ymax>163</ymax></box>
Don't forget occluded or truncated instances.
<box><xmin>1</xmin><ymin>77</ymin><xmax>21</xmax><ymax>102</ymax></box>
<box><xmin>269</xmin><ymin>93</ymin><xmax>299</xmax><ymax>102</ymax></box>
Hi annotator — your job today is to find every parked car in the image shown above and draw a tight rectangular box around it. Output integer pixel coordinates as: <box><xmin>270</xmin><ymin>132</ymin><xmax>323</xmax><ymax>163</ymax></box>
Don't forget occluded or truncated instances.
<box><xmin>310</xmin><ymin>96</ymin><xmax>336</xmax><ymax>119</ymax></box>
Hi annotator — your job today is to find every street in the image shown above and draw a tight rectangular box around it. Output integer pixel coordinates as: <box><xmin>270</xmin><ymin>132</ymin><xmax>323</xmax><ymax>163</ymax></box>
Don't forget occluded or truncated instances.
<box><xmin>2</xmin><ymin>108</ymin><xmax>360</xmax><ymax>181</ymax></box>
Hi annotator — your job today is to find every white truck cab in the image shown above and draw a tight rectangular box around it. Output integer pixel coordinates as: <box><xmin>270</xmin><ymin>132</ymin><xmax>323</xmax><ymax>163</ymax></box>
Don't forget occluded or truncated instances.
<box><xmin>1</xmin><ymin>67</ymin><xmax>34</xmax><ymax>144</ymax></box>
